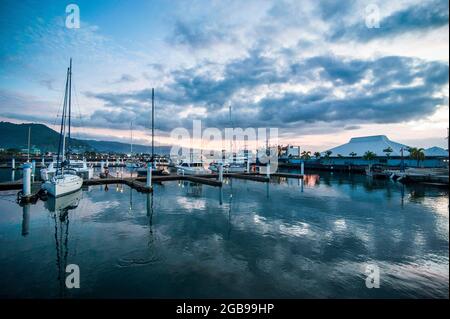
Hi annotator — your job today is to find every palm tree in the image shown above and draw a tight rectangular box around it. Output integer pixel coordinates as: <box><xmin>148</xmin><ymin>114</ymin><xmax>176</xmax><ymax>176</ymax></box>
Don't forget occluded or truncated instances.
<box><xmin>363</xmin><ymin>151</ymin><xmax>377</xmax><ymax>174</ymax></box>
<box><xmin>314</xmin><ymin>152</ymin><xmax>321</xmax><ymax>159</ymax></box>
<box><xmin>383</xmin><ymin>147</ymin><xmax>393</xmax><ymax>160</ymax></box>
<box><xmin>408</xmin><ymin>147</ymin><xmax>425</xmax><ymax>167</ymax></box>
<box><xmin>301</xmin><ymin>150</ymin><xmax>311</xmax><ymax>160</ymax></box>
<box><xmin>337</xmin><ymin>154</ymin><xmax>343</xmax><ymax>158</ymax></box>
<box><xmin>324</xmin><ymin>150</ymin><xmax>332</xmax><ymax>164</ymax></box>
<box><xmin>349</xmin><ymin>152</ymin><xmax>357</xmax><ymax>158</ymax></box>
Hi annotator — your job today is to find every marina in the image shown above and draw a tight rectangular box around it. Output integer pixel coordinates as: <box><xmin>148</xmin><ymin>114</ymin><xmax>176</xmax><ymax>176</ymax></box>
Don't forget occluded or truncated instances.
<box><xmin>0</xmin><ymin>0</ymin><xmax>448</xmax><ymax>305</ymax></box>
<box><xmin>0</xmin><ymin>170</ymin><xmax>447</xmax><ymax>298</ymax></box>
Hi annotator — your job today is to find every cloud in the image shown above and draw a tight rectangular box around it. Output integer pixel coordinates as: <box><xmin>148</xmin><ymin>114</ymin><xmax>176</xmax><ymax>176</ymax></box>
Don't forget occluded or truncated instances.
<box><xmin>331</xmin><ymin>0</ymin><xmax>449</xmax><ymax>41</ymax></box>
<box><xmin>168</xmin><ymin>20</ymin><xmax>232</xmax><ymax>48</ymax></box>
<box><xmin>84</xmin><ymin>52</ymin><xmax>449</xmax><ymax>132</ymax></box>
<box><xmin>113</xmin><ymin>74</ymin><xmax>137</xmax><ymax>83</ymax></box>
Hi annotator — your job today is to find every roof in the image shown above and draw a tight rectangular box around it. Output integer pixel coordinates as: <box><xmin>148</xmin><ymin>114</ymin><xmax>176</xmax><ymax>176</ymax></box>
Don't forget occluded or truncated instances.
<box><xmin>323</xmin><ymin>135</ymin><xmax>410</xmax><ymax>157</ymax></box>
<box><xmin>424</xmin><ymin>146</ymin><xmax>449</xmax><ymax>157</ymax></box>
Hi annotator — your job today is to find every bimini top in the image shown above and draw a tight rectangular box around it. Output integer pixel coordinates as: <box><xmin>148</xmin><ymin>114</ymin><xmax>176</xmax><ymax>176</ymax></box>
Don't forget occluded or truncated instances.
<box><xmin>323</xmin><ymin>135</ymin><xmax>410</xmax><ymax>157</ymax></box>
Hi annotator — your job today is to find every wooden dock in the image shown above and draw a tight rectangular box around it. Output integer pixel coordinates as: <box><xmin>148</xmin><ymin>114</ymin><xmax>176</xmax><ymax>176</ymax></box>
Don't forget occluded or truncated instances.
<box><xmin>0</xmin><ymin>171</ymin><xmax>305</xmax><ymax>195</ymax></box>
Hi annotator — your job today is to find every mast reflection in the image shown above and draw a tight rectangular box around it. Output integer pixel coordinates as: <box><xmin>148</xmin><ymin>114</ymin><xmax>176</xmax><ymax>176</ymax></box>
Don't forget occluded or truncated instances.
<box><xmin>45</xmin><ymin>189</ymin><xmax>82</xmax><ymax>298</ymax></box>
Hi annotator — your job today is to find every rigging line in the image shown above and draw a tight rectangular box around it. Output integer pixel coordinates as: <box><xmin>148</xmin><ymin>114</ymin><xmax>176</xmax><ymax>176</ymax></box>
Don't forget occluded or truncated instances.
<box><xmin>71</xmin><ymin>72</ymin><xmax>86</xmax><ymax>140</ymax></box>
<box><xmin>52</xmin><ymin>72</ymin><xmax>68</xmax><ymax>129</ymax></box>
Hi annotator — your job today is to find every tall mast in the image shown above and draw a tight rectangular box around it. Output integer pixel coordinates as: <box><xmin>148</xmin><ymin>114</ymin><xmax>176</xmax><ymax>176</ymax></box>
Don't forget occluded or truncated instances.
<box><xmin>151</xmin><ymin>88</ymin><xmax>154</xmax><ymax>162</ymax></box>
<box><xmin>27</xmin><ymin>126</ymin><xmax>31</xmax><ymax>162</ymax></box>
<box><xmin>57</xmin><ymin>67</ymin><xmax>70</xmax><ymax>172</ymax></box>
<box><xmin>61</xmin><ymin>67</ymin><xmax>69</xmax><ymax>162</ymax></box>
<box><xmin>67</xmin><ymin>58</ymin><xmax>72</xmax><ymax>159</ymax></box>
<box><xmin>130</xmin><ymin>122</ymin><xmax>133</xmax><ymax>156</ymax></box>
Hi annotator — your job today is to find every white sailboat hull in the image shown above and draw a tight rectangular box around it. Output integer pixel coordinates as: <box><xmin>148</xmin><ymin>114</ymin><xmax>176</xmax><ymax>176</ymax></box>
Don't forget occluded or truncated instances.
<box><xmin>41</xmin><ymin>174</ymin><xmax>83</xmax><ymax>197</ymax></box>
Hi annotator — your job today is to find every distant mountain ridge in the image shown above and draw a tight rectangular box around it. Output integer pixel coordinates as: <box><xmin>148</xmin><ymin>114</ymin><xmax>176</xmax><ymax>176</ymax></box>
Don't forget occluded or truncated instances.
<box><xmin>0</xmin><ymin>121</ymin><xmax>169</xmax><ymax>154</ymax></box>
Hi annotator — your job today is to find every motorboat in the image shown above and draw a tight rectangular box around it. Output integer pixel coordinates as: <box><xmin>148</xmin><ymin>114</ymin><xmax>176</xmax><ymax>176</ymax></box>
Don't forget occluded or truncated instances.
<box><xmin>176</xmin><ymin>161</ymin><xmax>209</xmax><ymax>175</ymax></box>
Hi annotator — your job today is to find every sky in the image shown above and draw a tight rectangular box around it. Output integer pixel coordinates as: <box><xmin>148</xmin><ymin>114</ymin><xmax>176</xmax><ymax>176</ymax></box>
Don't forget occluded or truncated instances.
<box><xmin>0</xmin><ymin>0</ymin><xmax>448</xmax><ymax>151</ymax></box>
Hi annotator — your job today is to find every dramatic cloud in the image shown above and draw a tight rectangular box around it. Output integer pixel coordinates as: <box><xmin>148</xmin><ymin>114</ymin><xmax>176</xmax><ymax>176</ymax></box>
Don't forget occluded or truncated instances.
<box><xmin>0</xmin><ymin>0</ymin><xmax>448</xmax><ymax>147</ymax></box>
<box><xmin>85</xmin><ymin>52</ymin><xmax>448</xmax><ymax>132</ymax></box>
<box><xmin>330</xmin><ymin>0</ymin><xmax>449</xmax><ymax>41</ymax></box>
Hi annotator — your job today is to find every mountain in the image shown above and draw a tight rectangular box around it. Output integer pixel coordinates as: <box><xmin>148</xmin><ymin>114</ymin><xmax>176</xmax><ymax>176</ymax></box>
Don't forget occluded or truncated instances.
<box><xmin>0</xmin><ymin>121</ymin><xmax>168</xmax><ymax>154</ymax></box>
<box><xmin>0</xmin><ymin>122</ymin><xmax>91</xmax><ymax>152</ymax></box>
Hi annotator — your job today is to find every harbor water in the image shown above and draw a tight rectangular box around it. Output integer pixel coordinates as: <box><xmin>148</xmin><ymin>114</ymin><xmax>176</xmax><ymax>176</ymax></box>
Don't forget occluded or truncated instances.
<box><xmin>0</xmin><ymin>171</ymin><xmax>448</xmax><ymax>298</ymax></box>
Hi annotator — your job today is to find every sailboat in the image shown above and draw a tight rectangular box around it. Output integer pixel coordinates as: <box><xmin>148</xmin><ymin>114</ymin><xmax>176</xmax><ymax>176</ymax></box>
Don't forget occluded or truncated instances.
<box><xmin>125</xmin><ymin>122</ymin><xmax>141</xmax><ymax>169</ymax></box>
<box><xmin>136</xmin><ymin>88</ymin><xmax>167</xmax><ymax>176</ymax></box>
<box><xmin>41</xmin><ymin>59</ymin><xmax>83</xmax><ymax>197</ymax></box>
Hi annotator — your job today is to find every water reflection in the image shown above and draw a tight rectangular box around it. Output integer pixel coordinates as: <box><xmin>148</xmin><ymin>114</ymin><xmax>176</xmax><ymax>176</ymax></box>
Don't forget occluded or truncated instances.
<box><xmin>1</xmin><ymin>171</ymin><xmax>448</xmax><ymax>298</ymax></box>
<box><xmin>21</xmin><ymin>203</ymin><xmax>30</xmax><ymax>236</ymax></box>
<box><xmin>44</xmin><ymin>190</ymin><xmax>81</xmax><ymax>297</ymax></box>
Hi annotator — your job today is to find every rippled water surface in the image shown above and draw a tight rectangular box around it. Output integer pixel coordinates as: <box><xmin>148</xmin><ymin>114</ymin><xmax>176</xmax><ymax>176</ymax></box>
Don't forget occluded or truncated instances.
<box><xmin>0</xmin><ymin>172</ymin><xmax>448</xmax><ymax>298</ymax></box>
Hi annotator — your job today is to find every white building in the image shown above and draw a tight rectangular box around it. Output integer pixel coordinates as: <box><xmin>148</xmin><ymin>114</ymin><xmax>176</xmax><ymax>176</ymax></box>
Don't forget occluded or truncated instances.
<box><xmin>320</xmin><ymin>135</ymin><xmax>448</xmax><ymax>168</ymax></box>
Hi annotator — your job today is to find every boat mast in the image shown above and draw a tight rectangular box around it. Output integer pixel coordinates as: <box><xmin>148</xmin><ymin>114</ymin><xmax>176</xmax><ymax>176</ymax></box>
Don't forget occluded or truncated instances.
<box><xmin>57</xmin><ymin>66</ymin><xmax>70</xmax><ymax>173</ymax></box>
<box><xmin>151</xmin><ymin>88</ymin><xmax>154</xmax><ymax>163</ymax></box>
<box><xmin>67</xmin><ymin>58</ymin><xmax>72</xmax><ymax>162</ymax></box>
<box><xmin>130</xmin><ymin>121</ymin><xmax>133</xmax><ymax>156</ymax></box>
<box><xmin>27</xmin><ymin>126</ymin><xmax>31</xmax><ymax>162</ymax></box>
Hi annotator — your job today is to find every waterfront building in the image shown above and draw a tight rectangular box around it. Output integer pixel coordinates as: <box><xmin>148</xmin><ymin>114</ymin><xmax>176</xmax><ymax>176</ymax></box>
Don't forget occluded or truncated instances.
<box><xmin>320</xmin><ymin>135</ymin><xmax>448</xmax><ymax>168</ymax></box>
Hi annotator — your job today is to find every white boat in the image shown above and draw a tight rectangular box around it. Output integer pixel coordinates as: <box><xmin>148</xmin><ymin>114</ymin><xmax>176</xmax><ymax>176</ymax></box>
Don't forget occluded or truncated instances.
<box><xmin>41</xmin><ymin>159</ymin><xmax>93</xmax><ymax>181</ymax></box>
<box><xmin>208</xmin><ymin>162</ymin><xmax>228</xmax><ymax>172</ymax></box>
<box><xmin>41</xmin><ymin>58</ymin><xmax>83</xmax><ymax>197</ymax></box>
<box><xmin>227</xmin><ymin>162</ymin><xmax>247</xmax><ymax>173</ymax></box>
<box><xmin>42</xmin><ymin>171</ymin><xmax>83</xmax><ymax>197</ymax></box>
<box><xmin>176</xmin><ymin>161</ymin><xmax>209</xmax><ymax>175</ymax></box>
<box><xmin>45</xmin><ymin>188</ymin><xmax>82</xmax><ymax>212</ymax></box>
<box><xmin>125</xmin><ymin>161</ymin><xmax>141</xmax><ymax>169</ymax></box>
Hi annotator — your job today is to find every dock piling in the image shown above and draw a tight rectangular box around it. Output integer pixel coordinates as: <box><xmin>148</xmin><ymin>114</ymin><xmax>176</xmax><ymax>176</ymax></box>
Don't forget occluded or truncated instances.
<box><xmin>146</xmin><ymin>162</ymin><xmax>152</xmax><ymax>188</ymax></box>
<box><xmin>12</xmin><ymin>158</ymin><xmax>15</xmax><ymax>170</ymax></box>
<box><xmin>22</xmin><ymin>162</ymin><xmax>32</xmax><ymax>198</ymax></box>
<box><xmin>219</xmin><ymin>164</ymin><xmax>223</xmax><ymax>182</ymax></box>
<box><xmin>31</xmin><ymin>160</ymin><xmax>36</xmax><ymax>181</ymax></box>
<box><xmin>266</xmin><ymin>164</ymin><xmax>270</xmax><ymax>178</ymax></box>
<box><xmin>301</xmin><ymin>162</ymin><xmax>304</xmax><ymax>175</ymax></box>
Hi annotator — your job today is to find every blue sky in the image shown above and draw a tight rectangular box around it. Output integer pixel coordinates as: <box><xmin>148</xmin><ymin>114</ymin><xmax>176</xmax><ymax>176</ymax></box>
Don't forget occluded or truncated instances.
<box><xmin>0</xmin><ymin>0</ymin><xmax>448</xmax><ymax>150</ymax></box>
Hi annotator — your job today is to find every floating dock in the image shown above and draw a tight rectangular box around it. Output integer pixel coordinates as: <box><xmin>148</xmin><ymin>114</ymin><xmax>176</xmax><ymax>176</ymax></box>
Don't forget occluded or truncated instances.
<box><xmin>0</xmin><ymin>171</ymin><xmax>307</xmax><ymax>195</ymax></box>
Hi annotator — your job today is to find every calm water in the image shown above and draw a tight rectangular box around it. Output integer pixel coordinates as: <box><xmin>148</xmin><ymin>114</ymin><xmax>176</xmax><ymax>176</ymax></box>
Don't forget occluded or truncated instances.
<box><xmin>0</xmin><ymin>172</ymin><xmax>448</xmax><ymax>298</ymax></box>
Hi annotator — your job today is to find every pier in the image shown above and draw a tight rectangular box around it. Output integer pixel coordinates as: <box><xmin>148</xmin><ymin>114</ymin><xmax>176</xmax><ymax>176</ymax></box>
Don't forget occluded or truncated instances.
<box><xmin>0</xmin><ymin>171</ymin><xmax>307</xmax><ymax>196</ymax></box>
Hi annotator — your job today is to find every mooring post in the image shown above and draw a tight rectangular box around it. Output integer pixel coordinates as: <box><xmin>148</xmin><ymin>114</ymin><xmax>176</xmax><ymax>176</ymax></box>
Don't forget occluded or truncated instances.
<box><xmin>266</xmin><ymin>163</ymin><xmax>270</xmax><ymax>178</ymax></box>
<box><xmin>22</xmin><ymin>162</ymin><xmax>32</xmax><ymax>198</ymax></box>
<box><xmin>301</xmin><ymin>162</ymin><xmax>304</xmax><ymax>175</ymax></box>
<box><xmin>246</xmin><ymin>159</ymin><xmax>250</xmax><ymax>173</ymax></box>
<box><xmin>146</xmin><ymin>162</ymin><xmax>152</xmax><ymax>188</ymax></box>
<box><xmin>106</xmin><ymin>159</ymin><xmax>109</xmax><ymax>167</ymax></box>
<box><xmin>100</xmin><ymin>161</ymin><xmax>105</xmax><ymax>174</ymax></box>
<box><xmin>12</xmin><ymin>158</ymin><xmax>15</xmax><ymax>170</ymax></box>
<box><xmin>41</xmin><ymin>156</ymin><xmax>45</xmax><ymax>166</ymax></box>
<box><xmin>31</xmin><ymin>160</ymin><xmax>36</xmax><ymax>182</ymax></box>
<box><xmin>218</xmin><ymin>163</ymin><xmax>224</xmax><ymax>182</ymax></box>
